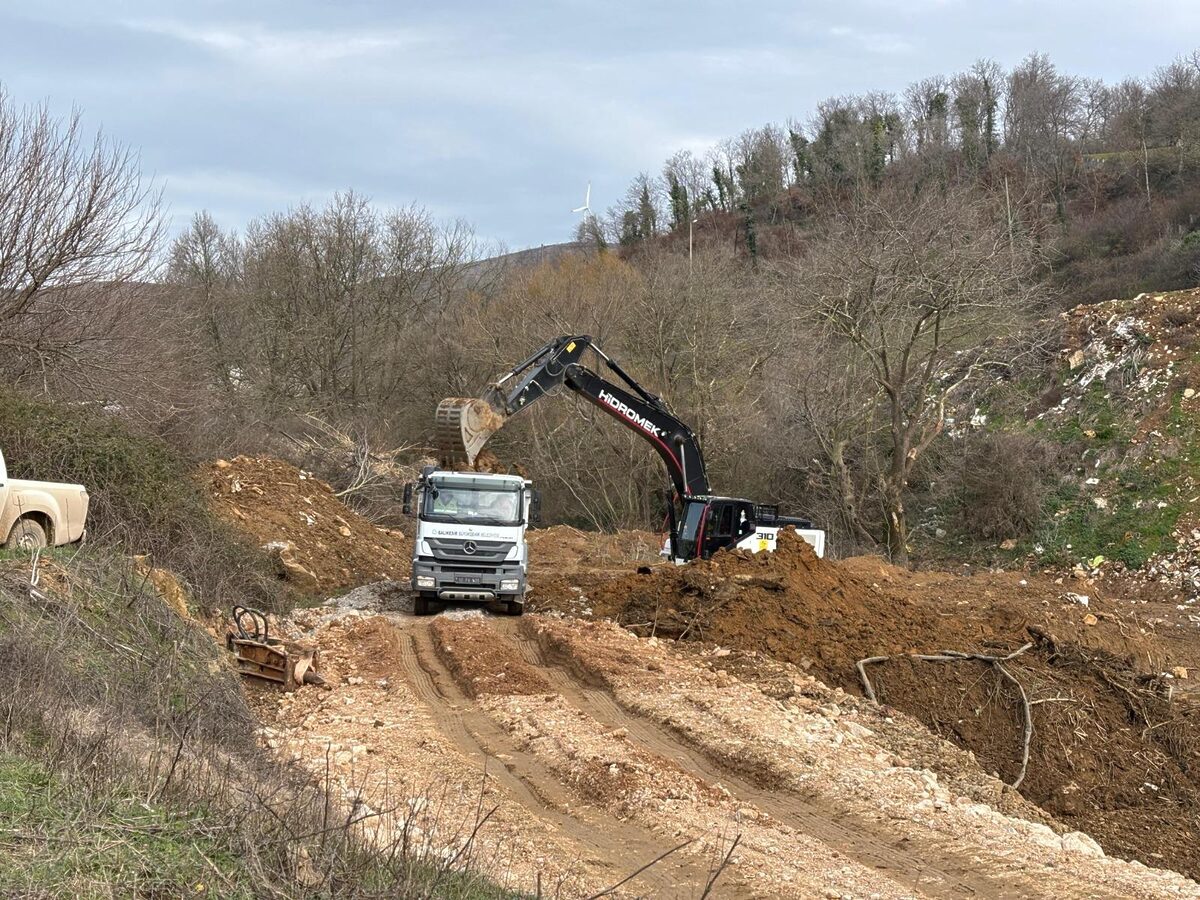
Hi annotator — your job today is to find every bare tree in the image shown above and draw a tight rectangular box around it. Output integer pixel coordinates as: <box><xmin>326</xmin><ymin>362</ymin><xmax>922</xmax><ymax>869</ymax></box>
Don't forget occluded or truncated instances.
<box><xmin>0</xmin><ymin>87</ymin><xmax>163</xmax><ymax>389</ymax></box>
<box><xmin>172</xmin><ymin>194</ymin><xmax>480</xmax><ymax>414</ymax></box>
<box><xmin>1004</xmin><ymin>53</ymin><xmax>1084</xmax><ymax>220</ymax></box>
<box><xmin>168</xmin><ymin>212</ymin><xmax>243</xmax><ymax>390</ymax></box>
<box><xmin>783</xmin><ymin>185</ymin><xmax>1045</xmax><ymax>561</ymax></box>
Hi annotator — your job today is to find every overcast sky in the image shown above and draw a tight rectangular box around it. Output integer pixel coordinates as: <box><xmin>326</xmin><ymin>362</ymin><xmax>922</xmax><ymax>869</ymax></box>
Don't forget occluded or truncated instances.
<box><xmin>2</xmin><ymin>1</ymin><xmax>1198</xmax><ymax>250</ymax></box>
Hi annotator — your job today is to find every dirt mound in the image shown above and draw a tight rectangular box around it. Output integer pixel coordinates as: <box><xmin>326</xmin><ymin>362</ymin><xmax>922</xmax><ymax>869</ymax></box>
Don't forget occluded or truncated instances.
<box><xmin>205</xmin><ymin>456</ymin><xmax>412</xmax><ymax>593</ymax></box>
<box><xmin>541</xmin><ymin>530</ymin><xmax>1200</xmax><ymax>880</ymax></box>
<box><xmin>527</xmin><ymin>526</ymin><xmax>662</xmax><ymax>575</ymax></box>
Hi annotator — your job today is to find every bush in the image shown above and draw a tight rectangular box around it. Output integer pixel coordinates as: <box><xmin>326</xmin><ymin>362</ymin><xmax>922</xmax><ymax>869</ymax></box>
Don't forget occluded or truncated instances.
<box><xmin>0</xmin><ymin>390</ymin><xmax>281</xmax><ymax>608</ymax></box>
<box><xmin>955</xmin><ymin>433</ymin><xmax>1063</xmax><ymax>540</ymax></box>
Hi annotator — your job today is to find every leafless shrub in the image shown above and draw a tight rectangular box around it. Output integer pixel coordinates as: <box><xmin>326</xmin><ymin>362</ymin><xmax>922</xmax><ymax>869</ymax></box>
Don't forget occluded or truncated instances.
<box><xmin>954</xmin><ymin>432</ymin><xmax>1064</xmax><ymax>540</ymax></box>
<box><xmin>283</xmin><ymin>414</ymin><xmax>420</xmax><ymax>522</ymax></box>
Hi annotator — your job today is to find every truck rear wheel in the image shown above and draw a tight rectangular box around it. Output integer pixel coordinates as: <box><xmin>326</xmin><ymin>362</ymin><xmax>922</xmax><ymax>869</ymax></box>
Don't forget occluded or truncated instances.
<box><xmin>5</xmin><ymin>519</ymin><xmax>47</xmax><ymax>551</ymax></box>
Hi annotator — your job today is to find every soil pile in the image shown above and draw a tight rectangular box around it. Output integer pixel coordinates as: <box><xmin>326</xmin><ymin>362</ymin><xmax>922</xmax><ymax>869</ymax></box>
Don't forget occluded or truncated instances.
<box><xmin>527</xmin><ymin>526</ymin><xmax>662</xmax><ymax>575</ymax></box>
<box><xmin>544</xmin><ymin>530</ymin><xmax>1200</xmax><ymax>879</ymax></box>
<box><xmin>204</xmin><ymin>456</ymin><xmax>412</xmax><ymax>592</ymax></box>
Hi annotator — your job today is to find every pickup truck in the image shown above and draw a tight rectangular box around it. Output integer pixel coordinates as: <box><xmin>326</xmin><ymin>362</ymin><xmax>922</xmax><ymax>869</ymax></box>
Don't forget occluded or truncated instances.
<box><xmin>0</xmin><ymin>448</ymin><xmax>89</xmax><ymax>550</ymax></box>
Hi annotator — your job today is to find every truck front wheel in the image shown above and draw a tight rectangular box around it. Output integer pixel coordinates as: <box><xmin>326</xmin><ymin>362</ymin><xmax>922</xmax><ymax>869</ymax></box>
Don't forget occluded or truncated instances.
<box><xmin>413</xmin><ymin>594</ymin><xmax>437</xmax><ymax>617</ymax></box>
<box><xmin>5</xmin><ymin>519</ymin><xmax>47</xmax><ymax>551</ymax></box>
<box><xmin>505</xmin><ymin>600</ymin><xmax>524</xmax><ymax>617</ymax></box>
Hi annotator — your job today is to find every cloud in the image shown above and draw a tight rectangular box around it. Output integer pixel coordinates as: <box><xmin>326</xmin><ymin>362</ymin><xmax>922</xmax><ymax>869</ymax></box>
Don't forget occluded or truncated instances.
<box><xmin>122</xmin><ymin>19</ymin><xmax>434</xmax><ymax>71</ymax></box>
<box><xmin>828</xmin><ymin>25</ymin><xmax>915</xmax><ymax>56</ymax></box>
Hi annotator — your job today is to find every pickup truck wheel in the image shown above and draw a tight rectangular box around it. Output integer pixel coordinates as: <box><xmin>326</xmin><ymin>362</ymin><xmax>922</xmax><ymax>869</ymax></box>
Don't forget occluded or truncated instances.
<box><xmin>5</xmin><ymin>519</ymin><xmax>47</xmax><ymax>551</ymax></box>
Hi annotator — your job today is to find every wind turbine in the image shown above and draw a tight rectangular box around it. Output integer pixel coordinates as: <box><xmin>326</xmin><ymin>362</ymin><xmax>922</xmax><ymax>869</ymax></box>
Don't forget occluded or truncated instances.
<box><xmin>572</xmin><ymin>182</ymin><xmax>591</xmax><ymax>216</ymax></box>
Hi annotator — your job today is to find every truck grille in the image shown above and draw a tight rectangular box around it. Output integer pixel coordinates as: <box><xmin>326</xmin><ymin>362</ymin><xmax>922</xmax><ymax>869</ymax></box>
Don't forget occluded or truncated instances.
<box><xmin>425</xmin><ymin>537</ymin><xmax>514</xmax><ymax>564</ymax></box>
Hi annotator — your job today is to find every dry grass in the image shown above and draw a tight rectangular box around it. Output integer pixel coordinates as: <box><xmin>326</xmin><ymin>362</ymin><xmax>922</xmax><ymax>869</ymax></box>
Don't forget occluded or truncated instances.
<box><xmin>0</xmin><ymin>547</ymin><xmax>526</xmax><ymax>899</ymax></box>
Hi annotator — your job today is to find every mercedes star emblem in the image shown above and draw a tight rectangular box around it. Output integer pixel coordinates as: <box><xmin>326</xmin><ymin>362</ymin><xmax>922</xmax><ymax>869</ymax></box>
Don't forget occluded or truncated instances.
<box><xmin>463</xmin><ymin>540</ymin><xmax>478</xmax><ymax>555</ymax></box>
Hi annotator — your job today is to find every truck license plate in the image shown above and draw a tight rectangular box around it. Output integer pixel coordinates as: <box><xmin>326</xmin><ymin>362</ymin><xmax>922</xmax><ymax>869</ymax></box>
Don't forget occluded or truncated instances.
<box><xmin>458</xmin><ymin>575</ymin><xmax>481</xmax><ymax>585</ymax></box>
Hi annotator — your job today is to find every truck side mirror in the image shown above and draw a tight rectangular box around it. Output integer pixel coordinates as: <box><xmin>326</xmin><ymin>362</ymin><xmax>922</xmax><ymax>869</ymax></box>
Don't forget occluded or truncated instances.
<box><xmin>529</xmin><ymin>490</ymin><xmax>542</xmax><ymax>526</ymax></box>
<box><xmin>401</xmin><ymin>483</ymin><xmax>414</xmax><ymax>516</ymax></box>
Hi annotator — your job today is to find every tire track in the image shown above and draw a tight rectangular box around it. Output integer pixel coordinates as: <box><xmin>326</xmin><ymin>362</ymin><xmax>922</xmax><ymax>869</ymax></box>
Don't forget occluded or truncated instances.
<box><xmin>395</xmin><ymin>622</ymin><xmax>737</xmax><ymax>897</ymax></box>
<box><xmin>498</xmin><ymin>618</ymin><xmax>1080</xmax><ymax>900</ymax></box>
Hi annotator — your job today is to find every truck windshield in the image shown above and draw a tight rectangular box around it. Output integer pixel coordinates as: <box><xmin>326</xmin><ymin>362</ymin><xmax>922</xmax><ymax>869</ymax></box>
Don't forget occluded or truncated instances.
<box><xmin>422</xmin><ymin>484</ymin><xmax>522</xmax><ymax>526</ymax></box>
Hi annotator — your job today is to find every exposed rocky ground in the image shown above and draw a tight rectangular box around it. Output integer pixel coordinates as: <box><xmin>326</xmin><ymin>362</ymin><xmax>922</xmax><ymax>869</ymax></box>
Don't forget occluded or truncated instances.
<box><xmin>222</xmin><ymin>526</ymin><xmax>1200</xmax><ymax>895</ymax></box>
<box><xmin>209</xmin><ymin>289</ymin><xmax>1200</xmax><ymax>896</ymax></box>
<box><xmin>205</xmin><ymin>455</ymin><xmax>411</xmax><ymax>591</ymax></box>
<box><xmin>250</xmin><ymin>581</ymin><xmax>1199</xmax><ymax>898</ymax></box>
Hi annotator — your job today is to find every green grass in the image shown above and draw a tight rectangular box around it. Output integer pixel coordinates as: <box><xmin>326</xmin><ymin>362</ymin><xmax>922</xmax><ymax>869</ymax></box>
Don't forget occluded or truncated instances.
<box><xmin>0</xmin><ymin>549</ymin><xmax>531</xmax><ymax>900</ymax></box>
<box><xmin>1028</xmin><ymin>385</ymin><xmax>1200</xmax><ymax>569</ymax></box>
<box><xmin>0</xmin><ymin>753</ymin><xmax>252</xmax><ymax>899</ymax></box>
<box><xmin>0</xmin><ymin>749</ymin><xmax>530</xmax><ymax>899</ymax></box>
<box><xmin>1032</xmin><ymin>478</ymin><xmax>1184</xmax><ymax>569</ymax></box>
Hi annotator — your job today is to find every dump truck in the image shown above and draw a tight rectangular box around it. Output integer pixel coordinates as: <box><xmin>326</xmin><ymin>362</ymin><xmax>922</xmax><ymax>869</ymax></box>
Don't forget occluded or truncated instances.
<box><xmin>404</xmin><ymin>465</ymin><xmax>537</xmax><ymax>616</ymax></box>
<box><xmin>0</xmin><ymin>448</ymin><xmax>89</xmax><ymax>550</ymax></box>
<box><xmin>435</xmin><ymin>335</ymin><xmax>824</xmax><ymax>564</ymax></box>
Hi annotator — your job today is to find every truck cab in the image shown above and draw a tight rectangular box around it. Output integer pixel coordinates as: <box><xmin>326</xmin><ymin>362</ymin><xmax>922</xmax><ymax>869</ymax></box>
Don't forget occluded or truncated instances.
<box><xmin>668</xmin><ymin>496</ymin><xmax>826</xmax><ymax>564</ymax></box>
<box><xmin>405</xmin><ymin>467</ymin><xmax>535</xmax><ymax>616</ymax></box>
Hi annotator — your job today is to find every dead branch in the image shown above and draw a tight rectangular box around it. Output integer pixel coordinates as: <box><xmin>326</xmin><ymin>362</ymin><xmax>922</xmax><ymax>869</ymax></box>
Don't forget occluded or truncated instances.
<box><xmin>857</xmin><ymin>642</ymin><xmax>1035</xmax><ymax>788</ymax></box>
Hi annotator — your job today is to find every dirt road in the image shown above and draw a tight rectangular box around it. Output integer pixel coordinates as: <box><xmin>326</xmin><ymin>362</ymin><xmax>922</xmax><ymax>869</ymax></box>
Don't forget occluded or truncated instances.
<box><xmin>254</xmin><ymin>601</ymin><xmax>1200</xmax><ymax>899</ymax></box>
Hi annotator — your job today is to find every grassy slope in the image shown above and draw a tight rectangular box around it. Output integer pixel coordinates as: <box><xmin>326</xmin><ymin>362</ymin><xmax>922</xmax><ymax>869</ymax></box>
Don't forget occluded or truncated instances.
<box><xmin>918</xmin><ymin>287</ymin><xmax>1200</xmax><ymax>572</ymax></box>
<box><xmin>0</xmin><ymin>385</ymin><xmax>527</xmax><ymax>900</ymax></box>
<box><xmin>0</xmin><ymin>545</ymin><xmax>527</xmax><ymax>899</ymax></box>
<box><xmin>0</xmin><ymin>753</ymin><xmax>252</xmax><ymax>899</ymax></box>
<box><xmin>0</xmin><ymin>389</ymin><xmax>284</xmax><ymax>610</ymax></box>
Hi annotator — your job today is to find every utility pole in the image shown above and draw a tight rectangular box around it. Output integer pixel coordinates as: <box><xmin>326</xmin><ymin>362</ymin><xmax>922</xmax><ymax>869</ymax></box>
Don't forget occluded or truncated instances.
<box><xmin>688</xmin><ymin>214</ymin><xmax>694</xmax><ymax>275</ymax></box>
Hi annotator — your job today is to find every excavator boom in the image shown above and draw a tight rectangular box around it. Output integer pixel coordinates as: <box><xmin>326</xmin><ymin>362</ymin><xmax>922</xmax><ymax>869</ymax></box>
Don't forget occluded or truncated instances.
<box><xmin>434</xmin><ymin>336</ymin><xmax>708</xmax><ymax>496</ymax></box>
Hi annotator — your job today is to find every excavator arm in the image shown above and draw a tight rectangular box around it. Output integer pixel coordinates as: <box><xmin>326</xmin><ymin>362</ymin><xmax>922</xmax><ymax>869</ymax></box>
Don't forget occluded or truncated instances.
<box><xmin>436</xmin><ymin>335</ymin><xmax>710</xmax><ymax>498</ymax></box>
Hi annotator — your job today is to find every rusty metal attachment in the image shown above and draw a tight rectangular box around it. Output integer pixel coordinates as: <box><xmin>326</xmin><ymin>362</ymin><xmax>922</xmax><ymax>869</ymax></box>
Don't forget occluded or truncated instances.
<box><xmin>226</xmin><ymin>605</ymin><xmax>324</xmax><ymax>690</ymax></box>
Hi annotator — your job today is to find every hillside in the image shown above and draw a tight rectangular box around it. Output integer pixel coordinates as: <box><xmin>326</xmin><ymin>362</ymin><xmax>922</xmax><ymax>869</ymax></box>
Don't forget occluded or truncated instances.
<box><xmin>929</xmin><ymin>286</ymin><xmax>1200</xmax><ymax>576</ymax></box>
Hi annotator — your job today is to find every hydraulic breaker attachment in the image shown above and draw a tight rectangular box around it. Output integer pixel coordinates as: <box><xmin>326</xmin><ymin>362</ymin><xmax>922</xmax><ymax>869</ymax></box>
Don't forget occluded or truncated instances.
<box><xmin>225</xmin><ymin>605</ymin><xmax>324</xmax><ymax>690</ymax></box>
<box><xmin>435</xmin><ymin>395</ymin><xmax>507</xmax><ymax>467</ymax></box>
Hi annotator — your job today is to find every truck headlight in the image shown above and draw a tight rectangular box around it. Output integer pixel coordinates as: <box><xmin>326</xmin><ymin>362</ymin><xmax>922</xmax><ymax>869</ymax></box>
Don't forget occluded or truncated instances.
<box><xmin>500</xmin><ymin>579</ymin><xmax>519</xmax><ymax>591</ymax></box>
<box><xmin>415</xmin><ymin>575</ymin><xmax>435</xmax><ymax>588</ymax></box>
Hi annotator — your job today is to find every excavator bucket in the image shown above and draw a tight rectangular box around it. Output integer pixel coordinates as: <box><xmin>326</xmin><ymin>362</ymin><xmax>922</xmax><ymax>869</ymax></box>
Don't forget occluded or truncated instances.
<box><xmin>435</xmin><ymin>397</ymin><xmax>508</xmax><ymax>467</ymax></box>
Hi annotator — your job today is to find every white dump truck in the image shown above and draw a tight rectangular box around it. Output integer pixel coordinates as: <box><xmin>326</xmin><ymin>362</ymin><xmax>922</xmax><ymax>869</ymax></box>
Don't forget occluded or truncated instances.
<box><xmin>404</xmin><ymin>466</ymin><xmax>536</xmax><ymax>616</ymax></box>
<box><xmin>0</xmin><ymin>448</ymin><xmax>90</xmax><ymax>550</ymax></box>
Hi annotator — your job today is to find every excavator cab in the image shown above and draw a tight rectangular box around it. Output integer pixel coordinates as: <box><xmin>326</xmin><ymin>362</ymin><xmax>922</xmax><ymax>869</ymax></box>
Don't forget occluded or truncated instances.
<box><xmin>672</xmin><ymin>497</ymin><xmax>759</xmax><ymax>561</ymax></box>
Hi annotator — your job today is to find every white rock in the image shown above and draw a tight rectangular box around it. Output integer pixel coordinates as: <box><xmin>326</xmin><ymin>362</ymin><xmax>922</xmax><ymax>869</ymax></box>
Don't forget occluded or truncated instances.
<box><xmin>1060</xmin><ymin>831</ymin><xmax>1105</xmax><ymax>857</ymax></box>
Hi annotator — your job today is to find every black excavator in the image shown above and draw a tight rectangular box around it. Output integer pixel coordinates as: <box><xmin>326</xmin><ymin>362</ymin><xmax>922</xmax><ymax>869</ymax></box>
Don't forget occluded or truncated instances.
<box><xmin>435</xmin><ymin>335</ymin><xmax>824</xmax><ymax>562</ymax></box>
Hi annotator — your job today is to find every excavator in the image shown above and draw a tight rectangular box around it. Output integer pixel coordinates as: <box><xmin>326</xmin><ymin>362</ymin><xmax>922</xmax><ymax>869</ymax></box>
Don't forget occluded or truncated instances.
<box><xmin>434</xmin><ymin>335</ymin><xmax>824</xmax><ymax>563</ymax></box>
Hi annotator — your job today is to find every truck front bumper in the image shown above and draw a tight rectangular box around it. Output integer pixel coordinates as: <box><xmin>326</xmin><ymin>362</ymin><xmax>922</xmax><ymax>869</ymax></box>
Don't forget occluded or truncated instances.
<box><xmin>410</xmin><ymin>559</ymin><xmax>526</xmax><ymax>600</ymax></box>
